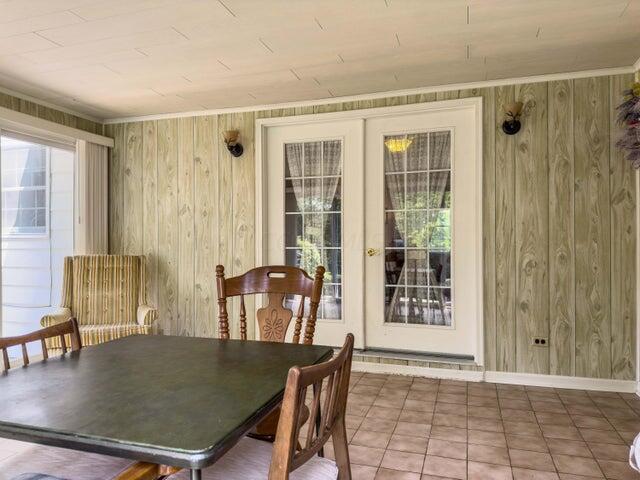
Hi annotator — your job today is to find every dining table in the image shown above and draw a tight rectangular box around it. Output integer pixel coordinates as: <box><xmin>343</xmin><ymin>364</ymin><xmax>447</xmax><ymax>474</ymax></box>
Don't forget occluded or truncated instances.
<box><xmin>0</xmin><ymin>334</ymin><xmax>334</xmax><ymax>479</ymax></box>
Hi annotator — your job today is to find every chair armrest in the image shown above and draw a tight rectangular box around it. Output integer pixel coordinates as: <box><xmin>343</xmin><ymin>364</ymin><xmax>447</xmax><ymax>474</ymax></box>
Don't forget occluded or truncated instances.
<box><xmin>41</xmin><ymin>308</ymin><xmax>73</xmax><ymax>328</ymax></box>
<box><xmin>136</xmin><ymin>304</ymin><xmax>158</xmax><ymax>326</ymax></box>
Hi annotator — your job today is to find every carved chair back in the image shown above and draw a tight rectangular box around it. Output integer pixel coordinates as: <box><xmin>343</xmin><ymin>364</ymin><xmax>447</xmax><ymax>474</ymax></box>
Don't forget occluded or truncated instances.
<box><xmin>1</xmin><ymin>318</ymin><xmax>82</xmax><ymax>371</ymax></box>
<box><xmin>269</xmin><ymin>333</ymin><xmax>354</xmax><ymax>479</ymax></box>
<box><xmin>216</xmin><ymin>265</ymin><xmax>325</xmax><ymax>344</ymax></box>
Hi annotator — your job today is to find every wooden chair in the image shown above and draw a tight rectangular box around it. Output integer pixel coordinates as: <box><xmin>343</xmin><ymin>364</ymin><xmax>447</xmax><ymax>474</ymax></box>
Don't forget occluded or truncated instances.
<box><xmin>1</xmin><ymin>318</ymin><xmax>82</xmax><ymax>371</ymax></box>
<box><xmin>137</xmin><ymin>333</ymin><xmax>354</xmax><ymax>480</ymax></box>
<box><xmin>216</xmin><ymin>265</ymin><xmax>325</xmax><ymax>344</ymax></box>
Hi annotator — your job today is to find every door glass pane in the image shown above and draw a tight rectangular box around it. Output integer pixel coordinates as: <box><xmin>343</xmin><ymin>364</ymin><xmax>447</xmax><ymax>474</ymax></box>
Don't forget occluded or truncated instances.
<box><xmin>383</xmin><ymin>130</ymin><xmax>453</xmax><ymax>327</ymax></box>
<box><xmin>284</xmin><ymin>140</ymin><xmax>343</xmax><ymax>320</ymax></box>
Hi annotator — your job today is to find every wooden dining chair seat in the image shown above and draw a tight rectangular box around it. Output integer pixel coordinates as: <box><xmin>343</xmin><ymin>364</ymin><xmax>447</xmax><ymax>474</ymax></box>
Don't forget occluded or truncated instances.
<box><xmin>216</xmin><ymin>265</ymin><xmax>325</xmax><ymax>344</ymax></box>
<box><xmin>1</xmin><ymin>318</ymin><xmax>81</xmax><ymax>371</ymax></box>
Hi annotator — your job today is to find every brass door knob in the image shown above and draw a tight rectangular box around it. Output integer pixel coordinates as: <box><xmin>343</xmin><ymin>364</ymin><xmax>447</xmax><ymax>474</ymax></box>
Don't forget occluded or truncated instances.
<box><xmin>366</xmin><ymin>248</ymin><xmax>380</xmax><ymax>257</ymax></box>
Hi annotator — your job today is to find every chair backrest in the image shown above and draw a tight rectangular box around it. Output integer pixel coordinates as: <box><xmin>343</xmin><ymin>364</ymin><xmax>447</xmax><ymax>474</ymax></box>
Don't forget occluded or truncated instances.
<box><xmin>216</xmin><ymin>265</ymin><xmax>325</xmax><ymax>344</ymax></box>
<box><xmin>0</xmin><ymin>319</ymin><xmax>82</xmax><ymax>371</ymax></box>
<box><xmin>64</xmin><ymin>255</ymin><xmax>146</xmax><ymax>325</ymax></box>
<box><xmin>269</xmin><ymin>334</ymin><xmax>354</xmax><ymax>479</ymax></box>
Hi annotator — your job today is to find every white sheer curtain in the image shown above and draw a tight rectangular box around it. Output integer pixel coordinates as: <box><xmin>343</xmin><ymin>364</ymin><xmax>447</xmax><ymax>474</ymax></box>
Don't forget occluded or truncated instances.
<box><xmin>75</xmin><ymin>140</ymin><xmax>108</xmax><ymax>254</ymax></box>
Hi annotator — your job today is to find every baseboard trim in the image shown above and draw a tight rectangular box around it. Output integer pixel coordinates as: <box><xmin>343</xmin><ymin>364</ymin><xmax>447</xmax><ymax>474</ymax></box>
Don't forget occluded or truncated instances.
<box><xmin>351</xmin><ymin>362</ymin><xmax>637</xmax><ymax>393</ymax></box>
<box><xmin>485</xmin><ymin>371</ymin><xmax>637</xmax><ymax>393</ymax></box>
<box><xmin>351</xmin><ymin>361</ymin><xmax>484</xmax><ymax>382</ymax></box>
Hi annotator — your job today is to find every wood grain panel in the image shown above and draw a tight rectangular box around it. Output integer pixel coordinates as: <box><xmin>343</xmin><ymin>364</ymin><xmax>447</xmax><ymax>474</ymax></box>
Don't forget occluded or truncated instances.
<box><xmin>548</xmin><ymin>80</ymin><xmax>576</xmax><ymax>376</ymax></box>
<box><xmin>142</xmin><ymin>120</ymin><xmax>158</xmax><ymax>309</ymax></box>
<box><xmin>481</xmin><ymin>87</ymin><xmax>497</xmax><ymax>370</ymax></box>
<box><xmin>194</xmin><ymin>115</ymin><xmax>218</xmax><ymax>338</ymax></box>
<box><xmin>574</xmin><ymin>76</ymin><xmax>611</xmax><ymax>379</ymax></box>
<box><xmin>514</xmin><ymin>82</ymin><xmax>549</xmax><ymax>374</ymax></box>
<box><xmin>494</xmin><ymin>85</ymin><xmax>517</xmax><ymax>372</ymax></box>
<box><xmin>232</xmin><ymin>112</ymin><xmax>256</xmax><ymax>340</ymax></box>
<box><xmin>108</xmin><ymin>123</ymin><xmax>124</xmax><ymax>254</ymax></box>
<box><xmin>124</xmin><ymin>122</ymin><xmax>143</xmax><ymax>255</ymax></box>
<box><xmin>177</xmin><ymin>117</ymin><xmax>195</xmax><ymax>337</ymax></box>
<box><xmin>157</xmin><ymin>119</ymin><xmax>179</xmax><ymax>335</ymax></box>
<box><xmin>217</xmin><ymin>114</ymin><xmax>235</xmax><ymax>336</ymax></box>
<box><xmin>609</xmin><ymin>73</ymin><xmax>636</xmax><ymax>380</ymax></box>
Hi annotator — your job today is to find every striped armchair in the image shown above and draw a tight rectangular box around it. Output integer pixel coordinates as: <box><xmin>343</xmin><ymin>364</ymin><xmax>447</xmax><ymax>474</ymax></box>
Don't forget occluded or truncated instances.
<box><xmin>41</xmin><ymin>255</ymin><xmax>157</xmax><ymax>348</ymax></box>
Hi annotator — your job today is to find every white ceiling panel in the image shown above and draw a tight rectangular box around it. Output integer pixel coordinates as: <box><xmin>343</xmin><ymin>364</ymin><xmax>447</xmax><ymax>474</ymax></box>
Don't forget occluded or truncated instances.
<box><xmin>0</xmin><ymin>0</ymin><xmax>637</xmax><ymax>119</ymax></box>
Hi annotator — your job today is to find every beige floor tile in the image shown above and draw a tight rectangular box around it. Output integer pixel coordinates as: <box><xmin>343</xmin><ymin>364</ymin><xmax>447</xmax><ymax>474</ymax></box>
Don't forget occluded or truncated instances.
<box><xmin>552</xmin><ymin>454</ymin><xmax>603</xmax><ymax>477</ymax></box>
<box><xmin>565</xmin><ymin>404</ymin><xmax>602</xmax><ymax>417</ymax></box>
<box><xmin>360</xmin><ymin>418</ymin><xmax>398</xmax><ymax>434</ymax></box>
<box><xmin>427</xmin><ymin>438</ymin><xmax>467</xmax><ymax>460</ymax></box>
<box><xmin>375</xmin><ymin>396</ymin><xmax>408</xmax><ymax>409</ymax></box>
<box><xmin>505</xmin><ymin>434</ymin><xmax>548</xmax><ymax>453</ymax></box>
<box><xmin>375</xmin><ymin>467</ymin><xmax>421</xmax><ymax>479</ymax></box>
<box><xmin>407</xmin><ymin>391</ymin><xmax>438</xmax><ymax>402</ymax></box>
<box><xmin>578</xmin><ymin>428</ymin><xmax>624</xmax><ymax>444</ymax></box>
<box><xmin>596</xmin><ymin>459</ymin><xmax>640</xmax><ymax>480</ymax></box>
<box><xmin>509</xmin><ymin>449</ymin><xmax>555</xmax><ymax>472</ymax></box>
<box><xmin>468</xmin><ymin>443</ymin><xmax>510</xmax><ymax>466</ymax></box>
<box><xmin>511</xmin><ymin>468</ymin><xmax>559</xmax><ymax>479</ymax></box>
<box><xmin>467</xmin><ymin>396</ymin><xmax>499</xmax><ymax>407</ymax></box>
<box><xmin>349</xmin><ymin>445</ymin><xmax>386</xmax><ymax>467</ymax></box>
<box><xmin>467</xmin><ymin>461</ymin><xmax>512</xmax><ymax>480</ymax></box>
<box><xmin>394</xmin><ymin>421</ymin><xmax>431</xmax><ymax>438</ymax></box>
<box><xmin>534</xmin><ymin>413</ymin><xmax>573</xmax><ymax>425</ymax></box>
<box><xmin>432</xmin><ymin>413</ymin><xmax>467</xmax><ymax>429</ymax></box>
<box><xmin>352</xmin><ymin>464</ymin><xmax>378</xmax><ymax>480</ymax></box>
<box><xmin>545</xmin><ymin>438</ymin><xmax>592</xmax><ymax>457</ymax></box>
<box><xmin>503</xmin><ymin>420</ymin><xmax>543</xmax><ymax>437</ymax></box>
<box><xmin>430</xmin><ymin>426</ymin><xmax>467</xmax><ymax>443</ymax></box>
<box><xmin>388</xmin><ymin>434</ymin><xmax>429</xmax><ymax>454</ymax></box>
<box><xmin>468</xmin><ymin>406</ymin><xmax>501</xmax><ymax>419</ymax></box>
<box><xmin>531</xmin><ymin>401</ymin><xmax>566</xmax><ymax>414</ymax></box>
<box><xmin>404</xmin><ymin>400</ymin><xmax>436</xmax><ymax>412</ymax></box>
<box><xmin>467</xmin><ymin>429</ymin><xmax>507</xmax><ymax>447</ymax></box>
<box><xmin>570</xmin><ymin>415</ymin><xmax>613</xmax><ymax>430</ymax></box>
<box><xmin>502</xmin><ymin>409</ymin><xmax>538</xmax><ymax>423</ymax></box>
<box><xmin>351</xmin><ymin>430</ymin><xmax>392</xmax><ymax>449</ymax></box>
<box><xmin>367</xmin><ymin>406</ymin><xmax>403</xmax><ymax>421</ymax></box>
<box><xmin>468</xmin><ymin>417</ymin><xmax>504</xmax><ymax>433</ymax></box>
<box><xmin>539</xmin><ymin>424</ymin><xmax>581</xmax><ymax>441</ymax></box>
<box><xmin>381</xmin><ymin>450</ymin><xmax>426</xmax><ymax>473</ymax></box>
<box><xmin>399</xmin><ymin>410</ymin><xmax>433</xmax><ymax>424</ymax></box>
<box><xmin>500</xmin><ymin>399</ymin><xmax>532</xmax><ymax>411</ymax></box>
<box><xmin>347</xmin><ymin>415</ymin><xmax>366</xmax><ymax>429</ymax></box>
<box><xmin>557</xmin><ymin>474</ymin><xmax>604</xmax><ymax>480</ymax></box>
<box><xmin>437</xmin><ymin>393</ymin><xmax>467</xmax><ymax>405</ymax></box>
<box><xmin>436</xmin><ymin>402</ymin><xmax>468</xmax><ymax>415</ymax></box>
<box><xmin>587</xmin><ymin>442</ymin><xmax>629</xmax><ymax>462</ymax></box>
<box><xmin>422</xmin><ymin>455</ymin><xmax>467</xmax><ymax>479</ymax></box>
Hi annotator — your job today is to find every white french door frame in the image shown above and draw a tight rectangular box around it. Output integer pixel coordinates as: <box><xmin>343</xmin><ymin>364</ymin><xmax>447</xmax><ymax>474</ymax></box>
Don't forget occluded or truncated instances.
<box><xmin>255</xmin><ymin>97</ymin><xmax>483</xmax><ymax>362</ymax></box>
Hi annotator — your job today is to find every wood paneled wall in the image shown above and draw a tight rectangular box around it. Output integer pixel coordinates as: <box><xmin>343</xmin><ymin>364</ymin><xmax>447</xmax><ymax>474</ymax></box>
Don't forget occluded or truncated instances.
<box><xmin>0</xmin><ymin>92</ymin><xmax>103</xmax><ymax>135</ymax></box>
<box><xmin>106</xmin><ymin>73</ymin><xmax>636</xmax><ymax>380</ymax></box>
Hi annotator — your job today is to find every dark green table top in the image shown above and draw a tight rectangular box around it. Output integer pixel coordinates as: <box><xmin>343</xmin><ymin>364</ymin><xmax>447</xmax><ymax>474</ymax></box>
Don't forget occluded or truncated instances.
<box><xmin>0</xmin><ymin>335</ymin><xmax>333</xmax><ymax>469</ymax></box>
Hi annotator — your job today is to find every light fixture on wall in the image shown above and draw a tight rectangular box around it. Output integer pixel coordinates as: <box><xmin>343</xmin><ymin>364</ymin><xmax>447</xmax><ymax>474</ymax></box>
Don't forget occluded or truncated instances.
<box><xmin>222</xmin><ymin>130</ymin><xmax>244</xmax><ymax>157</ymax></box>
<box><xmin>502</xmin><ymin>101</ymin><xmax>523</xmax><ymax>135</ymax></box>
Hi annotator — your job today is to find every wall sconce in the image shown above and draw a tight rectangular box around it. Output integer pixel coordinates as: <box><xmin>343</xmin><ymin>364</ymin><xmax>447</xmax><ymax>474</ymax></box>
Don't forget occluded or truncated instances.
<box><xmin>222</xmin><ymin>130</ymin><xmax>244</xmax><ymax>157</ymax></box>
<box><xmin>502</xmin><ymin>101</ymin><xmax>523</xmax><ymax>135</ymax></box>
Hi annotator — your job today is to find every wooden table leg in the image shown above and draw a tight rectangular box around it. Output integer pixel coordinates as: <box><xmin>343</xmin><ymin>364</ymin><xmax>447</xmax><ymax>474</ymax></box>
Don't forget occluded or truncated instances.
<box><xmin>115</xmin><ymin>462</ymin><xmax>181</xmax><ymax>480</ymax></box>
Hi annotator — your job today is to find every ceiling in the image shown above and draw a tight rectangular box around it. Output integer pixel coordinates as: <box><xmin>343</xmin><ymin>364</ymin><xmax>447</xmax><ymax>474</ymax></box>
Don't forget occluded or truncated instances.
<box><xmin>0</xmin><ymin>0</ymin><xmax>638</xmax><ymax>120</ymax></box>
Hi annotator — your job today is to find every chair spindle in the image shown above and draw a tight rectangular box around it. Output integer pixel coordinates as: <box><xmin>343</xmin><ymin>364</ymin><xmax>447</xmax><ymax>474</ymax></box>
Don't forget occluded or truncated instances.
<box><xmin>60</xmin><ymin>334</ymin><xmax>67</xmax><ymax>354</ymax></box>
<box><xmin>21</xmin><ymin>344</ymin><xmax>29</xmax><ymax>366</ymax></box>
<box><xmin>239</xmin><ymin>294</ymin><xmax>247</xmax><ymax>340</ymax></box>
<box><xmin>2</xmin><ymin>348</ymin><xmax>9</xmax><ymax>371</ymax></box>
<box><xmin>216</xmin><ymin>265</ymin><xmax>230</xmax><ymax>339</ymax></box>
<box><xmin>292</xmin><ymin>297</ymin><xmax>305</xmax><ymax>344</ymax></box>
<box><xmin>41</xmin><ymin>339</ymin><xmax>49</xmax><ymax>360</ymax></box>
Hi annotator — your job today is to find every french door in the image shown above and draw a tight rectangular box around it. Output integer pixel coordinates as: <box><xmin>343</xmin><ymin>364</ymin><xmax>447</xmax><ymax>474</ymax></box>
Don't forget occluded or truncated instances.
<box><xmin>261</xmin><ymin>100</ymin><xmax>482</xmax><ymax>359</ymax></box>
<box><xmin>265</xmin><ymin>120</ymin><xmax>365</xmax><ymax>348</ymax></box>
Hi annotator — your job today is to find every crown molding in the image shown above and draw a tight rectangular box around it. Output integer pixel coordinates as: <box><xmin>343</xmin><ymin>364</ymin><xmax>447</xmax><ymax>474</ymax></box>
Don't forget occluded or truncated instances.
<box><xmin>0</xmin><ymin>85</ymin><xmax>102</xmax><ymax>124</ymax></box>
<box><xmin>104</xmin><ymin>65</ymin><xmax>635</xmax><ymax>124</ymax></box>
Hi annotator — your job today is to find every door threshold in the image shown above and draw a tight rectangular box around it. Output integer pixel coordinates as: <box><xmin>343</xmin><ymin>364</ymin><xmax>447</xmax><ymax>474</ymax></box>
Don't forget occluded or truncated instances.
<box><xmin>356</xmin><ymin>348</ymin><xmax>476</xmax><ymax>366</ymax></box>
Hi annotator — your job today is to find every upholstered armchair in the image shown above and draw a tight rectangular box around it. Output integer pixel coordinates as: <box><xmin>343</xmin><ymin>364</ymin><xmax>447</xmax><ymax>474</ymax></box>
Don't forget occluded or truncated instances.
<box><xmin>41</xmin><ymin>255</ymin><xmax>157</xmax><ymax>348</ymax></box>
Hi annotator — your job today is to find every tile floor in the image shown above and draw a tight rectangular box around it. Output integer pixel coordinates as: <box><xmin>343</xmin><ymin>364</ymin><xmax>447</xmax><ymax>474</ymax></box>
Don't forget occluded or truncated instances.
<box><xmin>326</xmin><ymin>371</ymin><xmax>640</xmax><ymax>480</ymax></box>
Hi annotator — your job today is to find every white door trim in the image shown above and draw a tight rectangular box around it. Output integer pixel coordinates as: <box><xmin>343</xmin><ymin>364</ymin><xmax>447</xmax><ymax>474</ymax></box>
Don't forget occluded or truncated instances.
<box><xmin>255</xmin><ymin>98</ymin><xmax>483</xmax><ymax>359</ymax></box>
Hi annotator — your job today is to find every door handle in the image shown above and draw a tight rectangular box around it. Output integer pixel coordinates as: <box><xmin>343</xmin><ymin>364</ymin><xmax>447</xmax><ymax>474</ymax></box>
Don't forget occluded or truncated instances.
<box><xmin>366</xmin><ymin>248</ymin><xmax>380</xmax><ymax>257</ymax></box>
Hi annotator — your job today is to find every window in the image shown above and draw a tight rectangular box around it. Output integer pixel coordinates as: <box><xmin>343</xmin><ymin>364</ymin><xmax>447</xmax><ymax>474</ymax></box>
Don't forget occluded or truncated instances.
<box><xmin>283</xmin><ymin>139</ymin><xmax>342</xmax><ymax>320</ymax></box>
<box><xmin>1</xmin><ymin>137</ymin><xmax>49</xmax><ymax>236</ymax></box>
<box><xmin>384</xmin><ymin>131</ymin><xmax>452</xmax><ymax>326</ymax></box>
